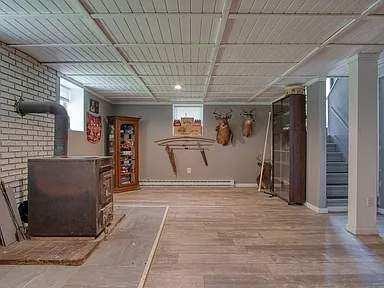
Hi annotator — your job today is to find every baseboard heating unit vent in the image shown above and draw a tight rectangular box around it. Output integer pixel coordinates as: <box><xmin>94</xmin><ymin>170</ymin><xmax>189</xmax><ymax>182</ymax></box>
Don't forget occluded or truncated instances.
<box><xmin>140</xmin><ymin>179</ymin><xmax>235</xmax><ymax>187</ymax></box>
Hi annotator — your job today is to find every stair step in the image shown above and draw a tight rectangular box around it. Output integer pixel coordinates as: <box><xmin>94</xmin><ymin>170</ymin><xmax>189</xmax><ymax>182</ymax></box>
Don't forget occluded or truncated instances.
<box><xmin>327</xmin><ymin>135</ymin><xmax>334</xmax><ymax>143</ymax></box>
<box><xmin>326</xmin><ymin>143</ymin><xmax>338</xmax><ymax>152</ymax></box>
<box><xmin>327</xmin><ymin>198</ymin><xmax>347</xmax><ymax>205</ymax></box>
<box><xmin>326</xmin><ymin>162</ymin><xmax>348</xmax><ymax>173</ymax></box>
<box><xmin>327</xmin><ymin>172</ymin><xmax>347</xmax><ymax>185</ymax></box>
<box><xmin>327</xmin><ymin>152</ymin><xmax>344</xmax><ymax>162</ymax></box>
<box><xmin>327</xmin><ymin>198</ymin><xmax>348</xmax><ymax>212</ymax></box>
<box><xmin>327</xmin><ymin>185</ymin><xmax>348</xmax><ymax>198</ymax></box>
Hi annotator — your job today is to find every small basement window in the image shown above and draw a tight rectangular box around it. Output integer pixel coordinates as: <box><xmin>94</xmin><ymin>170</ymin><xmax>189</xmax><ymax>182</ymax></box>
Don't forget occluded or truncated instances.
<box><xmin>59</xmin><ymin>78</ymin><xmax>84</xmax><ymax>131</ymax></box>
<box><xmin>173</xmin><ymin>104</ymin><xmax>203</xmax><ymax>136</ymax></box>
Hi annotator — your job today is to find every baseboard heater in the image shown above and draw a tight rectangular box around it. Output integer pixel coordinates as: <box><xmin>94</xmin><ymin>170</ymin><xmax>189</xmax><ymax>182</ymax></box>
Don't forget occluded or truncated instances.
<box><xmin>140</xmin><ymin>179</ymin><xmax>235</xmax><ymax>187</ymax></box>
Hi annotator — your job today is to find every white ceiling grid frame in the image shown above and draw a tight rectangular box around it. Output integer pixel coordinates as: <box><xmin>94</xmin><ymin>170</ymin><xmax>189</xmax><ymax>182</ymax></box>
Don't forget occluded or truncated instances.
<box><xmin>248</xmin><ymin>0</ymin><xmax>384</xmax><ymax>102</ymax></box>
<box><xmin>70</xmin><ymin>0</ymin><xmax>158</xmax><ymax>101</ymax></box>
<box><xmin>203</xmin><ymin>0</ymin><xmax>232</xmax><ymax>101</ymax></box>
<box><xmin>59</xmin><ymin>0</ymin><xmax>157</xmax><ymax>101</ymax></box>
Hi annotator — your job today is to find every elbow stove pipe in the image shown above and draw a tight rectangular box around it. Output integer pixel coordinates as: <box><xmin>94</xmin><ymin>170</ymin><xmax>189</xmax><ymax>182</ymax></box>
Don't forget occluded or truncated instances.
<box><xmin>14</xmin><ymin>97</ymin><xmax>69</xmax><ymax>157</ymax></box>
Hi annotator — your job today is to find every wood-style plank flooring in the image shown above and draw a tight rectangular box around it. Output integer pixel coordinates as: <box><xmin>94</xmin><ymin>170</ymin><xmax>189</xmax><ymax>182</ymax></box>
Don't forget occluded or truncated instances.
<box><xmin>116</xmin><ymin>187</ymin><xmax>384</xmax><ymax>288</ymax></box>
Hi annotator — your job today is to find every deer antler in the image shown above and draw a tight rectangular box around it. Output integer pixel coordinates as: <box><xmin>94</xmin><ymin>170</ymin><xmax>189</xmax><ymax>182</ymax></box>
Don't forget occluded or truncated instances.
<box><xmin>241</xmin><ymin>108</ymin><xmax>256</xmax><ymax>121</ymax></box>
<box><xmin>213</xmin><ymin>110</ymin><xmax>224</xmax><ymax>119</ymax></box>
<box><xmin>224</xmin><ymin>109</ymin><xmax>233</xmax><ymax>119</ymax></box>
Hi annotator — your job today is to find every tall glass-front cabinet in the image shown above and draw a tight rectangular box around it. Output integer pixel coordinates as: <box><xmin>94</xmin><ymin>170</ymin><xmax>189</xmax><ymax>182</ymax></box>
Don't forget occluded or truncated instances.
<box><xmin>272</xmin><ymin>86</ymin><xmax>306</xmax><ymax>204</ymax></box>
<box><xmin>106</xmin><ymin>116</ymin><xmax>140</xmax><ymax>192</ymax></box>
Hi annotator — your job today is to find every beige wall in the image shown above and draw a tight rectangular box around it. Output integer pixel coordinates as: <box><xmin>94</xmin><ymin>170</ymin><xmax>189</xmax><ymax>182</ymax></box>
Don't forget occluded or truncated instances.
<box><xmin>112</xmin><ymin>104</ymin><xmax>272</xmax><ymax>184</ymax></box>
<box><xmin>67</xmin><ymin>92</ymin><xmax>112</xmax><ymax>156</ymax></box>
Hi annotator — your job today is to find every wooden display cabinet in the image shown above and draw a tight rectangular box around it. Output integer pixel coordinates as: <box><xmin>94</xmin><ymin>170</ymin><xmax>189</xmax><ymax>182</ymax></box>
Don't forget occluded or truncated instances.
<box><xmin>272</xmin><ymin>85</ymin><xmax>306</xmax><ymax>204</ymax></box>
<box><xmin>106</xmin><ymin>116</ymin><xmax>140</xmax><ymax>192</ymax></box>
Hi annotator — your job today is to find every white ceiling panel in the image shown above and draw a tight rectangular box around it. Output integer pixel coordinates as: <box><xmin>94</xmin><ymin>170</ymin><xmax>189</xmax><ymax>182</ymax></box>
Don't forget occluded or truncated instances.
<box><xmin>154</xmin><ymin>91</ymin><xmax>203</xmax><ymax>98</ymax></box>
<box><xmin>230</xmin><ymin>0</ymin><xmax>377</xmax><ymax>14</ymax></box>
<box><xmin>0</xmin><ymin>0</ymin><xmax>81</xmax><ymax>14</ymax></box>
<box><xmin>210</xmin><ymin>75</ymin><xmax>275</xmax><ymax>85</ymax></box>
<box><xmin>208</xmin><ymin>85</ymin><xmax>262</xmax><ymax>93</ymax></box>
<box><xmin>222</xmin><ymin>15</ymin><xmax>353</xmax><ymax>44</ymax></box>
<box><xmin>334</xmin><ymin>18</ymin><xmax>384</xmax><ymax>44</ymax></box>
<box><xmin>132</xmin><ymin>63</ymin><xmax>210</xmax><ymax>76</ymax></box>
<box><xmin>142</xmin><ymin>75</ymin><xmax>207</xmax><ymax>85</ymax></box>
<box><xmin>97</xmin><ymin>14</ymin><xmax>220</xmax><ymax>44</ymax></box>
<box><xmin>217</xmin><ymin>44</ymin><xmax>316</xmax><ymax>62</ymax></box>
<box><xmin>82</xmin><ymin>0</ymin><xmax>225</xmax><ymax>13</ymax></box>
<box><xmin>46</xmin><ymin>62</ymin><xmax>135</xmax><ymax>75</ymax></box>
<box><xmin>18</xmin><ymin>46</ymin><xmax>120</xmax><ymax>62</ymax></box>
<box><xmin>69</xmin><ymin>75</ymin><xmax>143</xmax><ymax>85</ymax></box>
<box><xmin>120</xmin><ymin>45</ymin><xmax>213</xmax><ymax>62</ymax></box>
<box><xmin>213</xmin><ymin>63</ymin><xmax>293</xmax><ymax>76</ymax></box>
<box><xmin>291</xmin><ymin>45</ymin><xmax>376</xmax><ymax>77</ymax></box>
<box><xmin>149</xmin><ymin>84</ymin><xmax>204</xmax><ymax>93</ymax></box>
<box><xmin>0</xmin><ymin>17</ymin><xmax>106</xmax><ymax>44</ymax></box>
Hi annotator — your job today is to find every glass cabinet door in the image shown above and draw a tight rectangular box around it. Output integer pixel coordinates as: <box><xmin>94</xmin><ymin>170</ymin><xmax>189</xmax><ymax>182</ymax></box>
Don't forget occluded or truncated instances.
<box><xmin>273</xmin><ymin>97</ymin><xmax>291</xmax><ymax>202</ymax></box>
<box><xmin>118</xmin><ymin>122</ymin><xmax>136</xmax><ymax>186</ymax></box>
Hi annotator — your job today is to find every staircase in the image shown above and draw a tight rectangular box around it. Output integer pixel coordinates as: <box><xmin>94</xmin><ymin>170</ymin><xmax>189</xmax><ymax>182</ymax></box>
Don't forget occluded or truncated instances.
<box><xmin>326</xmin><ymin>135</ymin><xmax>348</xmax><ymax>211</ymax></box>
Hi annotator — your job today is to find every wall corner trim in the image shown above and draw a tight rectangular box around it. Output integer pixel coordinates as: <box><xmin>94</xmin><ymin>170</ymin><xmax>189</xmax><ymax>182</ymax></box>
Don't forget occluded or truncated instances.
<box><xmin>304</xmin><ymin>202</ymin><xmax>329</xmax><ymax>214</ymax></box>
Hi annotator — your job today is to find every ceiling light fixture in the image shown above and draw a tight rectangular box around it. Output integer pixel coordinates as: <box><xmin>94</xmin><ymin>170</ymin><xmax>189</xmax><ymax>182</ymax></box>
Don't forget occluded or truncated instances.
<box><xmin>174</xmin><ymin>84</ymin><xmax>182</xmax><ymax>90</ymax></box>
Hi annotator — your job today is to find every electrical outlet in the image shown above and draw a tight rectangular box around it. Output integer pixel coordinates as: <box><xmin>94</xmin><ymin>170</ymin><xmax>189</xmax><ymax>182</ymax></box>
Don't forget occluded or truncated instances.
<box><xmin>187</xmin><ymin>168</ymin><xmax>192</xmax><ymax>174</ymax></box>
<box><xmin>366</xmin><ymin>197</ymin><xmax>374</xmax><ymax>207</ymax></box>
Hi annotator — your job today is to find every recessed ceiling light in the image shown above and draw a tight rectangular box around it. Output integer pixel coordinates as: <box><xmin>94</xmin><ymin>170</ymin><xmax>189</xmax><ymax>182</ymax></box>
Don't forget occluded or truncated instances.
<box><xmin>174</xmin><ymin>84</ymin><xmax>182</xmax><ymax>90</ymax></box>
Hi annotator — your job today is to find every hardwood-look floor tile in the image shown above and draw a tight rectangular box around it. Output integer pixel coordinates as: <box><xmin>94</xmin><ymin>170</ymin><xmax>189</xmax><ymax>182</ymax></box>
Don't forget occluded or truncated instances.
<box><xmin>116</xmin><ymin>187</ymin><xmax>384</xmax><ymax>288</ymax></box>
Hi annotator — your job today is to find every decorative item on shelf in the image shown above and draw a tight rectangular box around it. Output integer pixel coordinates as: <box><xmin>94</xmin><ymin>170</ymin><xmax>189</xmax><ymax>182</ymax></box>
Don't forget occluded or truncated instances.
<box><xmin>240</xmin><ymin>108</ymin><xmax>256</xmax><ymax>137</ymax></box>
<box><xmin>155</xmin><ymin>136</ymin><xmax>215</xmax><ymax>176</ymax></box>
<box><xmin>106</xmin><ymin>117</ymin><xmax>140</xmax><ymax>192</ymax></box>
<box><xmin>213</xmin><ymin>109</ymin><xmax>233</xmax><ymax>146</ymax></box>
<box><xmin>86</xmin><ymin>113</ymin><xmax>102</xmax><ymax>144</ymax></box>
<box><xmin>89</xmin><ymin>98</ymin><xmax>99</xmax><ymax>114</ymax></box>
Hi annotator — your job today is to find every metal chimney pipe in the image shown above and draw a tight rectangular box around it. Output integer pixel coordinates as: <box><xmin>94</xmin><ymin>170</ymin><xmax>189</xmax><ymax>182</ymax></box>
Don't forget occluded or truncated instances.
<box><xmin>14</xmin><ymin>97</ymin><xmax>69</xmax><ymax>156</ymax></box>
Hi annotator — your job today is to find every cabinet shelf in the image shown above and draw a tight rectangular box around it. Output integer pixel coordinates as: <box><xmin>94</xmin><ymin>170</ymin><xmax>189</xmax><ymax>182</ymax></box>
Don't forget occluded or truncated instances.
<box><xmin>107</xmin><ymin>116</ymin><xmax>140</xmax><ymax>193</ymax></box>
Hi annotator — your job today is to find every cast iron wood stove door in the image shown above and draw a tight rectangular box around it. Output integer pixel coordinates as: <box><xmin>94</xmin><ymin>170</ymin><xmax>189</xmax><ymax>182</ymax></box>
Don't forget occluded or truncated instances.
<box><xmin>107</xmin><ymin>116</ymin><xmax>140</xmax><ymax>192</ymax></box>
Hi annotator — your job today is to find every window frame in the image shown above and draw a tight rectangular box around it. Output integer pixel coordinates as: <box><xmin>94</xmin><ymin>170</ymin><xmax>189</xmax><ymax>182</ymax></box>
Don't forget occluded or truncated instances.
<box><xmin>59</xmin><ymin>78</ymin><xmax>84</xmax><ymax>132</ymax></box>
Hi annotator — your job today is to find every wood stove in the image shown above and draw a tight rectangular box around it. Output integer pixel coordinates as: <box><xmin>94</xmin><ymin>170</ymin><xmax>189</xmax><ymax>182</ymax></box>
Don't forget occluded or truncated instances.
<box><xmin>28</xmin><ymin>156</ymin><xmax>113</xmax><ymax>237</ymax></box>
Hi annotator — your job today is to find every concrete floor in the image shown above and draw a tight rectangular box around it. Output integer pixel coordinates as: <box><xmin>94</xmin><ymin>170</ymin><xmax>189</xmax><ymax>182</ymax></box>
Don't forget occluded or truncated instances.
<box><xmin>116</xmin><ymin>187</ymin><xmax>384</xmax><ymax>288</ymax></box>
<box><xmin>0</xmin><ymin>206</ymin><xmax>166</xmax><ymax>288</ymax></box>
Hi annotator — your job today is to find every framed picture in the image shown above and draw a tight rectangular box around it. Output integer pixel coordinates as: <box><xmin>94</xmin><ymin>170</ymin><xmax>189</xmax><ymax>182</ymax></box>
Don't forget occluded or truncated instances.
<box><xmin>89</xmin><ymin>98</ymin><xmax>99</xmax><ymax>114</ymax></box>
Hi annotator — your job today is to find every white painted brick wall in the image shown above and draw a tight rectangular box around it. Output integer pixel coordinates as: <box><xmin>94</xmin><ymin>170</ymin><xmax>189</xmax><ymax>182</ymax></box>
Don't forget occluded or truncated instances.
<box><xmin>0</xmin><ymin>43</ymin><xmax>58</xmax><ymax>202</ymax></box>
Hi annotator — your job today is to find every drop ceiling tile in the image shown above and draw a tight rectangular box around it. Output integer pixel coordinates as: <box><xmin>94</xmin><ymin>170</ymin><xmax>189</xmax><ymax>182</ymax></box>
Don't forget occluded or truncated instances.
<box><xmin>120</xmin><ymin>45</ymin><xmax>213</xmax><ymax>63</ymax></box>
<box><xmin>18</xmin><ymin>46</ymin><xmax>120</xmax><ymax>62</ymax></box>
<box><xmin>222</xmin><ymin>15</ymin><xmax>353</xmax><ymax>44</ymax></box>
<box><xmin>96</xmin><ymin>14</ymin><xmax>220</xmax><ymax>44</ymax></box>
<box><xmin>230</xmin><ymin>0</ymin><xmax>377</xmax><ymax>14</ymax></box>
<box><xmin>213</xmin><ymin>63</ymin><xmax>293</xmax><ymax>76</ymax></box>
<box><xmin>217</xmin><ymin>44</ymin><xmax>316</xmax><ymax>63</ymax></box>
<box><xmin>132</xmin><ymin>63</ymin><xmax>210</xmax><ymax>76</ymax></box>
<box><xmin>46</xmin><ymin>62</ymin><xmax>135</xmax><ymax>75</ymax></box>
<box><xmin>0</xmin><ymin>17</ymin><xmax>106</xmax><ymax>44</ymax></box>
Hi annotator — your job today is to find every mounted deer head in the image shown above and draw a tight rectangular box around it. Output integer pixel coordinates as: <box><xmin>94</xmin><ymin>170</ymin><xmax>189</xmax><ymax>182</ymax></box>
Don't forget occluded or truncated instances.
<box><xmin>240</xmin><ymin>108</ymin><xmax>256</xmax><ymax>137</ymax></box>
<box><xmin>213</xmin><ymin>109</ymin><xmax>232</xmax><ymax>146</ymax></box>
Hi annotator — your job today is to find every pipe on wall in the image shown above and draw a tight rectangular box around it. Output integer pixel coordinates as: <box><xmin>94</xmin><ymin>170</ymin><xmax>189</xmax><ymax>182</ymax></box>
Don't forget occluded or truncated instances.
<box><xmin>14</xmin><ymin>97</ymin><xmax>69</xmax><ymax>156</ymax></box>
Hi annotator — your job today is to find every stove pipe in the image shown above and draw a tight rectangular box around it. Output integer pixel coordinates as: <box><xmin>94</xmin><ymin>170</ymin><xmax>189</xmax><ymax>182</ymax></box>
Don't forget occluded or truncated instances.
<box><xmin>14</xmin><ymin>98</ymin><xmax>69</xmax><ymax>156</ymax></box>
